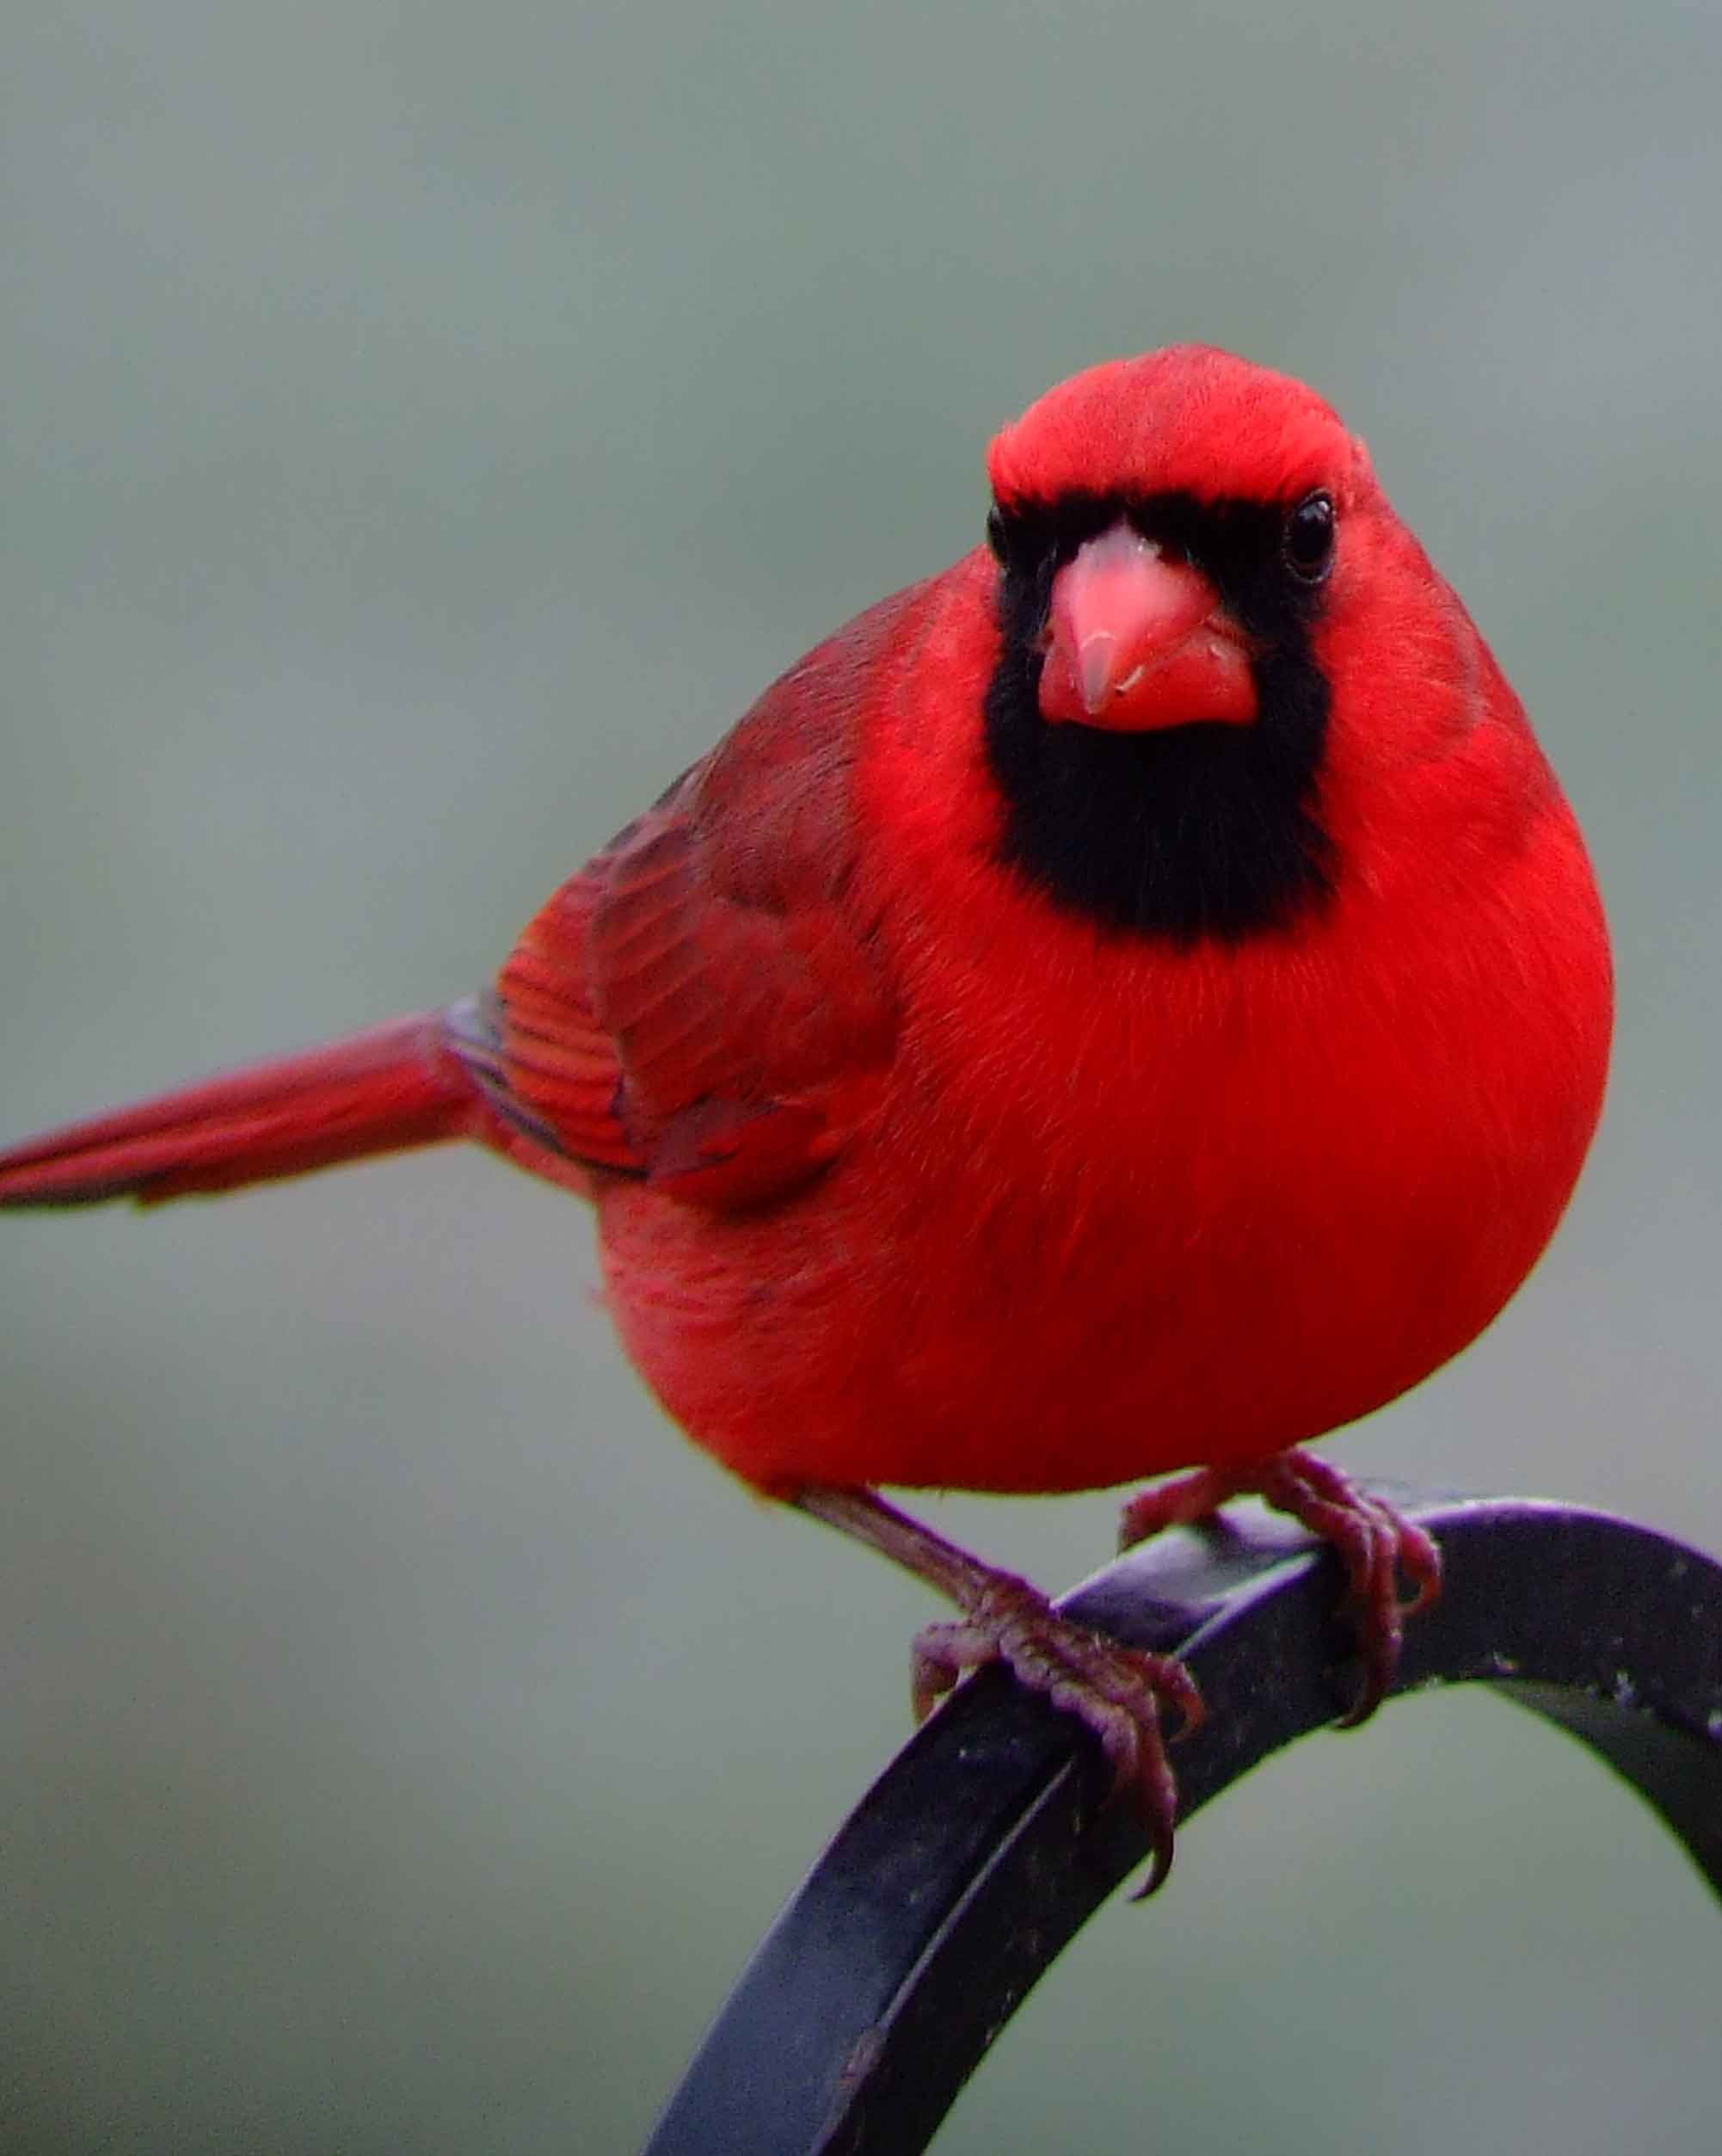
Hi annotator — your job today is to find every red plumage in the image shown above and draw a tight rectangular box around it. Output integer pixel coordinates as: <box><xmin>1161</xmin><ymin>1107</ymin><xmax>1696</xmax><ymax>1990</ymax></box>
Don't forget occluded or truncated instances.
<box><xmin>0</xmin><ymin>1014</ymin><xmax>482</xmax><ymax>1204</ymax></box>
<box><xmin>1</xmin><ymin>348</ymin><xmax>1612</xmax><ymax>1882</ymax></box>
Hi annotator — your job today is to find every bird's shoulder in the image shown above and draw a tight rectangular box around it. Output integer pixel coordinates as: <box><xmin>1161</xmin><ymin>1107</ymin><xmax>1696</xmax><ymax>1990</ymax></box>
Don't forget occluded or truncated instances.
<box><xmin>483</xmin><ymin>585</ymin><xmax>926</xmax><ymax>1208</ymax></box>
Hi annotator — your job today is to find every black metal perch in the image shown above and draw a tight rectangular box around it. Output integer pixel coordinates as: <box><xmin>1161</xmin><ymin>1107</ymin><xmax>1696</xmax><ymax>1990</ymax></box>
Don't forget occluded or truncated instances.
<box><xmin>643</xmin><ymin>1491</ymin><xmax>1722</xmax><ymax>2156</ymax></box>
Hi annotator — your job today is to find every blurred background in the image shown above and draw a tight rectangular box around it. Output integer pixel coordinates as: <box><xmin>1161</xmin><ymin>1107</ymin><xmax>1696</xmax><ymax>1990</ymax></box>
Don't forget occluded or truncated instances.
<box><xmin>3</xmin><ymin>3</ymin><xmax>1719</xmax><ymax>2149</ymax></box>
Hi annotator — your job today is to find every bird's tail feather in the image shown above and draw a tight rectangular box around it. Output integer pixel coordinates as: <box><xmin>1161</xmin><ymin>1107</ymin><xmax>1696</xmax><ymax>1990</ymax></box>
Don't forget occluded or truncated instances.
<box><xmin>0</xmin><ymin>1011</ymin><xmax>484</xmax><ymax>1207</ymax></box>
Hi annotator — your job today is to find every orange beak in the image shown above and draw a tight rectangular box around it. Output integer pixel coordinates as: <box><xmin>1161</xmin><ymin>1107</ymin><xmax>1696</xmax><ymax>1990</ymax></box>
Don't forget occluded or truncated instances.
<box><xmin>1036</xmin><ymin>521</ymin><xmax>1258</xmax><ymax>731</ymax></box>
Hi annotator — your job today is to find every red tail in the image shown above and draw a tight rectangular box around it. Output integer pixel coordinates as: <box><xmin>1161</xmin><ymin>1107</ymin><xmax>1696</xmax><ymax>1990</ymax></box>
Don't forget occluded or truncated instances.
<box><xmin>0</xmin><ymin>1012</ymin><xmax>484</xmax><ymax>1207</ymax></box>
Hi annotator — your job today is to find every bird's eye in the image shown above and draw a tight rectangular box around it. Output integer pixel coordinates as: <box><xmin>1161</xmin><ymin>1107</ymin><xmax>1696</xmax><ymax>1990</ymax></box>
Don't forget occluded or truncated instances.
<box><xmin>1283</xmin><ymin>491</ymin><xmax>1336</xmax><ymax>582</ymax></box>
<box><xmin>986</xmin><ymin>506</ymin><xmax>1011</xmax><ymax>564</ymax></box>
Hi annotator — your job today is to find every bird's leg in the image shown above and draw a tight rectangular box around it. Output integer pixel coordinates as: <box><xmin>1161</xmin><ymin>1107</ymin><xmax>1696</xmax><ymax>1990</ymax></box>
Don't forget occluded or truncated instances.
<box><xmin>793</xmin><ymin>1485</ymin><xmax>1203</xmax><ymax>1894</ymax></box>
<box><xmin>1116</xmin><ymin>1449</ymin><xmax>1442</xmax><ymax>1725</ymax></box>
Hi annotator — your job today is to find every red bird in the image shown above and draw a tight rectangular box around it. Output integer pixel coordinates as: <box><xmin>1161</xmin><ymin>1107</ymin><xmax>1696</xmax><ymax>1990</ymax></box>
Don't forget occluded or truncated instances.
<box><xmin>0</xmin><ymin>348</ymin><xmax>1612</xmax><ymax>1888</ymax></box>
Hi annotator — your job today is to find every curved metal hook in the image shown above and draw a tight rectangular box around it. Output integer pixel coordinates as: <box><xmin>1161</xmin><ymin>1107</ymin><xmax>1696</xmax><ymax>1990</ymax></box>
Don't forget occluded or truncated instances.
<box><xmin>643</xmin><ymin>1494</ymin><xmax>1722</xmax><ymax>2156</ymax></box>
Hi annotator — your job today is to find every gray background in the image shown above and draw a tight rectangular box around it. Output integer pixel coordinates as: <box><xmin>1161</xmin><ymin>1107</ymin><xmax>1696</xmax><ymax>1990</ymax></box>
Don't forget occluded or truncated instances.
<box><xmin>3</xmin><ymin>3</ymin><xmax>1719</xmax><ymax>2150</ymax></box>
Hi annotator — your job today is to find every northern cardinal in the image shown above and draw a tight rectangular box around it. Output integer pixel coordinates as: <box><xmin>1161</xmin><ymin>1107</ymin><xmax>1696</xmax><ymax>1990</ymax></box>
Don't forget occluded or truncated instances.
<box><xmin>0</xmin><ymin>348</ymin><xmax>1612</xmax><ymax>1889</ymax></box>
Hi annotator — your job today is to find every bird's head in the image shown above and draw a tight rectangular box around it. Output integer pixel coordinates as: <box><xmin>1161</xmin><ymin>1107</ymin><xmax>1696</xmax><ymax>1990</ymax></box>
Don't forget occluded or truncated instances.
<box><xmin>979</xmin><ymin>346</ymin><xmax>1441</xmax><ymax>945</ymax></box>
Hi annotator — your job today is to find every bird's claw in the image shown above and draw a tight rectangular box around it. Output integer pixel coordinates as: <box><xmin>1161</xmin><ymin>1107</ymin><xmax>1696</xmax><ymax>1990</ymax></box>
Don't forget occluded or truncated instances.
<box><xmin>911</xmin><ymin>1573</ymin><xmax>1203</xmax><ymax>1896</ymax></box>
<box><xmin>1118</xmin><ymin>1450</ymin><xmax>1442</xmax><ymax>1728</ymax></box>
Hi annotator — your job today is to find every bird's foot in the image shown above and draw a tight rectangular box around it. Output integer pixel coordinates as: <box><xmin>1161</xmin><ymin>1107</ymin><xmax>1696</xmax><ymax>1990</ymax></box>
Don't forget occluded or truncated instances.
<box><xmin>792</xmin><ymin>1484</ymin><xmax>1204</xmax><ymax>1894</ymax></box>
<box><xmin>912</xmin><ymin>1573</ymin><xmax>1203</xmax><ymax>1896</ymax></box>
<box><xmin>1117</xmin><ymin>1448</ymin><xmax>1441</xmax><ymax>1726</ymax></box>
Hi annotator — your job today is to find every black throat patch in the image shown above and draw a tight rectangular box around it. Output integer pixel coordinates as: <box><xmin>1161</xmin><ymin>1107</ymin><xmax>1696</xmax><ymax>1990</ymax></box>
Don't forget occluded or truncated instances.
<box><xmin>983</xmin><ymin>490</ymin><xmax>1334</xmax><ymax>943</ymax></box>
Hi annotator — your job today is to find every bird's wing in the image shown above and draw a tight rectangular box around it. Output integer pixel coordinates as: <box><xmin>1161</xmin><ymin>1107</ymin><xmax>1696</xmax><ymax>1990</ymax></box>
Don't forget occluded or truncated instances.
<box><xmin>475</xmin><ymin>599</ymin><xmax>910</xmax><ymax>1211</ymax></box>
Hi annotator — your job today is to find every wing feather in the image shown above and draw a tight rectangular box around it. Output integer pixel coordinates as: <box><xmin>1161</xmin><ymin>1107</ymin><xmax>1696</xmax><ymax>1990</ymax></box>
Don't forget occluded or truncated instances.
<box><xmin>475</xmin><ymin>592</ymin><xmax>911</xmax><ymax>1210</ymax></box>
